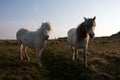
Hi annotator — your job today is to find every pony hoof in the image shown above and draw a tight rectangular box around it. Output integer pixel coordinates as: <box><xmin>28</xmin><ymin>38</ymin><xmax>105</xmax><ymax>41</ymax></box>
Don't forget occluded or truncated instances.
<box><xmin>20</xmin><ymin>58</ymin><xmax>23</xmax><ymax>61</ymax></box>
<box><xmin>38</xmin><ymin>63</ymin><xmax>42</xmax><ymax>67</ymax></box>
<box><xmin>85</xmin><ymin>64</ymin><xmax>88</xmax><ymax>67</ymax></box>
<box><xmin>27</xmin><ymin>59</ymin><xmax>30</xmax><ymax>62</ymax></box>
<box><xmin>72</xmin><ymin>59</ymin><xmax>76</xmax><ymax>63</ymax></box>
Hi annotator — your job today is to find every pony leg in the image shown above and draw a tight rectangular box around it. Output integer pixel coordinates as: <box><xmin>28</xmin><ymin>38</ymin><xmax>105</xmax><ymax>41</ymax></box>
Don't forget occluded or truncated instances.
<box><xmin>17</xmin><ymin>45</ymin><xmax>20</xmax><ymax>54</ymax></box>
<box><xmin>72</xmin><ymin>46</ymin><xmax>78</xmax><ymax>60</ymax></box>
<box><xmin>83</xmin><ymin>49</ymin><xmax>88</xmax><ymax>67</ymax></box>
<box><xmin>17</xmin><ymin>42</ymin><xmax>21</xmax><ymax>59</ymax></box>
<box><xmin>72</xmin><ymin>47</ymin><xmax>75</xmax><ymax>60</ymax></box>
<box><xmin>20</xmin><ymin>44</ymin><xmax>23</xmax><ymax>61</ymax></box>
<box><xmin>75</xmin><ymin>49</ymin><xmax>78</xmax><ymax>60</ymax></box>
<box><xmin>22</xmin><ymin>46</ymin><xmax>26</xmax><ymax>58</ymax></box>
<box><xmin>36</xmin><ymin>48</ymin><xmax>43</xmax><ymax>67</ymax></box>
<box><xmin>25</xmin><ymin>47</ymin><xmax>30</xmax><ymax>62</ymax></box>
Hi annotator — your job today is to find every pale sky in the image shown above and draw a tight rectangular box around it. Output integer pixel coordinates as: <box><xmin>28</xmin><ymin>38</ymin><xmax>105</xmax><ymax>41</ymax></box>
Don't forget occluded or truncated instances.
<box><xmin>0</xmin><ymin>0</ymin><xmax>120</xmax><ymax>39</ymax></box>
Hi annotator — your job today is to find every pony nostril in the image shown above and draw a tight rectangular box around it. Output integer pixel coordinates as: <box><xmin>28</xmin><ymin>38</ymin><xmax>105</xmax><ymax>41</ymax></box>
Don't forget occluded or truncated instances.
<box><xmin>45</xmin><ymin>36</ymin><xmax>49</xmax><ymax>40</ymax></box>
<box><xmin>90</xmin><ymin>33</ymin><xmax>95</xmax><ymax>38</ymax></box>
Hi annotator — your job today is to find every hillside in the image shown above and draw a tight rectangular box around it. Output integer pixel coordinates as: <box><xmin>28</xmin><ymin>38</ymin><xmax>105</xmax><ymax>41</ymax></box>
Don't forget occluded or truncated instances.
<box><xmin>111</xmin><ymin>31</ymin><xmax>120</xmax><ymax>39</ymax></box>
<box><xmin>0</xmin><ymin>32</ymin><xmax>120</xmax><ymax>80</ymax></box>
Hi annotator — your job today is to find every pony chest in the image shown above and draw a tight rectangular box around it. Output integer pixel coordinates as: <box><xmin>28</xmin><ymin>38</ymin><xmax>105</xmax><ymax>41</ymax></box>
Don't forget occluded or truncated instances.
<box><xmin>24</xmin><ymin>39</ymin><xmax>34</xmax><ymax>48</ymax></box>
<box><xmin>74</xmin><ymin>40</ymin><xmax>87</xmax><ymax>49</ymax></box>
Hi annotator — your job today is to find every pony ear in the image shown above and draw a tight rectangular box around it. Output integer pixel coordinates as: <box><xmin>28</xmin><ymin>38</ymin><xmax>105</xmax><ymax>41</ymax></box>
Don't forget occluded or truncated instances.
<box><xmin>93</xmin><ymin>16</ymin><xmax>96</xmax><ymax>20</ymax></box>
<box><xmin>84</xmin><ymin>17</ymin><xmax>87</xmax><ymax>21</ymax></box>
<box><xmin>41</xmin><ymin>23</ymin><xmax>45</xmax><ymax>27</ymax></box>
<box><xmin>42</xmin><ymin>22</ymin><xmax>45</xmax><ymax>25</ymax></box>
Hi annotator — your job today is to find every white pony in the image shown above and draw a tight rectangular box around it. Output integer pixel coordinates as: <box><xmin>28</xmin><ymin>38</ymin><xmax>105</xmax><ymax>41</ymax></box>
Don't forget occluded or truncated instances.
<box><xmin>16</xmin><ymin>22</ymin><xmax>51</xmax><ymax>66</ymax></box>
<box><xmin>67</xmin><ymin>17</ymin><xmax>96</xmax><ymax>67</ymax></box>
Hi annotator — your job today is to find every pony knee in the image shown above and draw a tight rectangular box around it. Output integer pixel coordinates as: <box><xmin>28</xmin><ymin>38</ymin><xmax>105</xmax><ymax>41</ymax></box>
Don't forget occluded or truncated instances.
<box><xmin>20</xmin><ymin>52</ymin><xmax>23</xmax><ymax>61</ymax></box>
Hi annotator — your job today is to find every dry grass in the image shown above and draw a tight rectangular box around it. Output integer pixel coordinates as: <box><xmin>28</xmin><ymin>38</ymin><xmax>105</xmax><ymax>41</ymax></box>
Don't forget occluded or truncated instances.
<box><xmin>0</xmin><ymin>33</ymin><xmax>120</xmax><ymax>80</ymax></box>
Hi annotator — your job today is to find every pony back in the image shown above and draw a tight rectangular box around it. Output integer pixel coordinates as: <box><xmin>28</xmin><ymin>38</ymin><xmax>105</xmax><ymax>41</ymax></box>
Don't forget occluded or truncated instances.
<box><xmin>16</xmin><ymin>28</ymin><xmax>28</xmax><ymax>41</ymax></box>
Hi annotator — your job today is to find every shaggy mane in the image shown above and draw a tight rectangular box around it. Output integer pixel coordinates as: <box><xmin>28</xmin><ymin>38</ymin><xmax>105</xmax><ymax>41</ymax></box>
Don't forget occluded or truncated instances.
<box><xmin>76</xmin><ymin>22</ymin><xmax>87</xmax><ymax>42</ymax></box>
<box><xmin>37</xmin><ymin>22</ymin><xmax>51</xmax><ymax>32</ymax></box>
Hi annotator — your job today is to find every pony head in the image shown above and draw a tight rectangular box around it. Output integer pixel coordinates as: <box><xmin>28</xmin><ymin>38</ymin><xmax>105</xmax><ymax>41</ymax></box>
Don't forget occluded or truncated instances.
<box><xmin>41</xmin><ymin>22</ymin><xmax>51</xmax><ymax>40</ymax></box>
<box><xmin>76</xmin><ymin>16</ymin><xmax>96</xmax><ymax>41</ymax></box>
<box><xmin>84</xmin><ymin>16</ymin><xmax>96</xmax><ymax>38</ymax></box>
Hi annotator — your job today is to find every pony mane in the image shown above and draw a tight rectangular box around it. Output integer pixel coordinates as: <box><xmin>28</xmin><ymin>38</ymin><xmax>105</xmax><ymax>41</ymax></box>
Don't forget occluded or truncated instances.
<box><xmin>37</xmin><ymin>22</ymin><xmax>51</xmax><ymax>32</ymax></box>
<box><xmin>45</xmin><ymin>22</ymin><xmax>52</xmax><ymax>31</ymax></box>
<box><xmin>76</xmin><ymin>22</ymin><xmax>87</xmax><ymax>41</ymax></box>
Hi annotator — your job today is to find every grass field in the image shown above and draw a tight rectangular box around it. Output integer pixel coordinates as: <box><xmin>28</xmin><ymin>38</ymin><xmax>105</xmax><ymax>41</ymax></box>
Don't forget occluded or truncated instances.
<box><xmin>0</xmin><ymin>32</ymin><xmax>120</xmax><ymax>80</ymax></box>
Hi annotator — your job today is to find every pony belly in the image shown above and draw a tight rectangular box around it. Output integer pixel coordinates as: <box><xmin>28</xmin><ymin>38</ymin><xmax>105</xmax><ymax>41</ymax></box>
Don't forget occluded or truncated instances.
<box><xmin>22</xmin><ymin>41</ymin><xmax>34</xmax><ymax>48</ymax></box>
<box><xmin>21</xmin><ymin>37</ymin><xmax>35</xmax><ymax>48</ymax></box>
<box><xmin>74</xmin><ymin>41</ymin><xmax>86</xmax><ymax>49</ymax></box>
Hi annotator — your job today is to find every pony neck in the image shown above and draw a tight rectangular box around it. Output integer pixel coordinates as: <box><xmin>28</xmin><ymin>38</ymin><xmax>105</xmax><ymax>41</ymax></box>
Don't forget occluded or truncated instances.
<box><xmin>37</xmin><ymin>28</ymin><xmax>44</xmax><ymax>39</ymax></box>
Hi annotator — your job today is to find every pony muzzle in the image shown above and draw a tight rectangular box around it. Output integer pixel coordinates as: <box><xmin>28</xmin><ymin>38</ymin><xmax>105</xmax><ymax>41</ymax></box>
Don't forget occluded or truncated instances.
<box><xmin>45</xmin><ymin>35</ymin><xmax>49</xmax><ymax>40</ymax></box>
<box><xmin>89</xmin><ymin>33</ymin><xmax>95</xmax><ymax>38</ymax></box>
